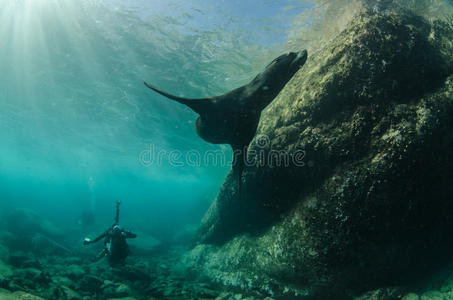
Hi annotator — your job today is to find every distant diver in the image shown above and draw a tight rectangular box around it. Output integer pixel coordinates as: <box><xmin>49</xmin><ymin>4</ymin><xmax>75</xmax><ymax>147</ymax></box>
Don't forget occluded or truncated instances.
<box><xmin>83</xmin><ymin>201</ymin><xmax>137</xmax><ymax>266</ymax></box>
<box><xmin>144</xmin><ymin>50</ymin><xmax>308</xmax><ymax>193</ymax></box>
<box><xmin>76</xmin><ymin>211</ymin><xmax>95</xmax><ymax>229</ymax></box>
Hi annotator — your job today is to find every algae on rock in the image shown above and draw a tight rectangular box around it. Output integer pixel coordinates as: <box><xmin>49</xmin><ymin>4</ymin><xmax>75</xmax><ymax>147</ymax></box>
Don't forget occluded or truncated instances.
<box><xmin>188</xmin><ymin>10</ymin><xmax>453</xmax><ymax>299</ymax></box>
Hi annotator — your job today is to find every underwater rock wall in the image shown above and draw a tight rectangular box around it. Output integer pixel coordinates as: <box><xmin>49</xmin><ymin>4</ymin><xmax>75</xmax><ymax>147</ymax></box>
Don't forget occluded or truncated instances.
<box><xmin>188</xmin><ymin>10</ymin><xmax>453</xmax><ymax>298</ymax></box>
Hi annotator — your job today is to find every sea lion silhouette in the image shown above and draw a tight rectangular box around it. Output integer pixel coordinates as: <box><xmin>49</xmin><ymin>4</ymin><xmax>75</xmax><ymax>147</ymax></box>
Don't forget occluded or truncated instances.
<box><xmin>144</xmin><ymin>50</ymin><xmax>307</xmax><ymax>193</ymax></box>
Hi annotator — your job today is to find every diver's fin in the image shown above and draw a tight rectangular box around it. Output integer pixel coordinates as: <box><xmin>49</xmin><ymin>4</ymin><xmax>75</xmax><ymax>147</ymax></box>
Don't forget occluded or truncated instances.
<box><xmin>144</xmin><ymin>81</ymin><xmax>212</xmax><ymax>115</ymax></box>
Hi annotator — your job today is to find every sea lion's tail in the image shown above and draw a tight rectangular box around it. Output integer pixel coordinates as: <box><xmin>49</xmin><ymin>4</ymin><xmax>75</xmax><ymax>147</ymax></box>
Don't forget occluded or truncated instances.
<box><xmin>144</xmin><ymin>81</ymin><xmax>211</xmax><ymax>115</ymax></box>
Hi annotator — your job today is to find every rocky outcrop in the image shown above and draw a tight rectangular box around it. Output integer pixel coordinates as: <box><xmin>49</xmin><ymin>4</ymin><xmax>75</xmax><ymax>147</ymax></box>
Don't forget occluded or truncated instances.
<box><xmin>189</xmin><ymin>10</ymin><xmax>453</xmax><ymax>298</ymax></box>
<box><xmin>4</xmin><ymin>209</ymin><xmax>62</xmax><ymax>236</ymax></box>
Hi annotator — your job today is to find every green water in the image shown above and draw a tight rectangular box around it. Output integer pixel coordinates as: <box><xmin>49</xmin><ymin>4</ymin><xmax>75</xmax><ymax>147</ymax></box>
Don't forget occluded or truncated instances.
<box><xmin>1</xmin><ymin>0</ymin><xmax>453</xmax><ymax>299</ymax></box>
<box><xmin>0</xmin><ymin>0</ymin><xmax>310</xmax><ymax>237</ymax></box>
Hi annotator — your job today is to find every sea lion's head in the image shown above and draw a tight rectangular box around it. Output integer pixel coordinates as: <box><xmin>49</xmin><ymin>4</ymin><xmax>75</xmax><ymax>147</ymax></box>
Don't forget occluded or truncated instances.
<box><xmin>248</xmin><ymin>49</ymin><xmax>307</xmax><ymax>109</ymax></box>
<box><xmin>264</xmin><ymin>49</ymin><xmax>307</xmax><ymax>83</ymax></box>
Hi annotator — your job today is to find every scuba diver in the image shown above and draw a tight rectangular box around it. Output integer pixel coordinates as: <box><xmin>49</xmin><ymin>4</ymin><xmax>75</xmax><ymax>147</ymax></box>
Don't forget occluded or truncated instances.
<box><xmin>83</xmin><ymin>201</ymin><xmax>137</xmax><ymax>266</ymax></box>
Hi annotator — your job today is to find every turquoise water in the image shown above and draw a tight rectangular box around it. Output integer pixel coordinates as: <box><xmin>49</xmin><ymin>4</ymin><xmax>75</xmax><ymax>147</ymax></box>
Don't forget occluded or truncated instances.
<box><xmin>0</xmin><ymin>0</ymin><xmax>311</xmax><ymax>239</ymax></box>
<box><xmin>1</xmin><ymin>0</ymin><xmax>451</xmax><ymax>253</ymax></box>
<box><xmin>1</xmin><ymin>1</ymin><xmax>453</xmax><ymax>299</ymax></box>
<box><xmin>3</xmin><ymin>0</ymin><xmax>450</xmax><ymax>240</ymax></box>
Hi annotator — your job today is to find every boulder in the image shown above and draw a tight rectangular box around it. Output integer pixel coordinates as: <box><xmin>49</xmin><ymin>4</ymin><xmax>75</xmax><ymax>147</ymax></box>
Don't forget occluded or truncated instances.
<box><xmin>103</xmin><ymin>283</ymin><xmax>132</xmax><ymax>298</ymax></box>
<box><xmin>51</xmin><ymin>275</ymin><xmax>75</xmax><ymax>288</ymax></box>
<box><xmin>2</xmin><ymin>209</ymin><xmax>63</xmax><ymax>239</ymax></box>
<box><xmin>79</xmin><ymin>274</ymin><xmax>103</xmax><ymax>292</ymax></box>
<box><xmin>8</xmin><ymin>251</ymin><xmax>39</xmax><ymax>268</ymax></box>
<box><xmin>420</xmin><ymin>291</ymin><xmax>444</xmax><ymax>300</ymax></box>
<box><xmin>0</xmin><ymin>244</ymin><xmax>9</xmax><ymax>262</ymax></box>
<box><xmin>62</xmin><ymin>264</ymin><xmax>86</xmax><ymax>280</ymax></box>
<box><xmin>111</xmin><ymin>266</ymin><xmax>151</xmax><ymax>282</ymax></box>
<box><xmin>102</xmin><ymin>283</ymin><xmax>132</xmax><ymax>298</ymax></box>
<box><xmin>0</xmin><ymin>288</ymin><xmax>13</xmax><ymax>300</ymax></box>
<box><xmin>188</xmin><ymin>10</ymin><xmax>453</xmax><ymax>298</ymax></box>
<box><xmin>0</xmin><ymin>259</ymin><xmax>13</xmax><ymax>279</ymax></box>
<box><xmin>0</xmin><ymin>209</ymin><xmax>65</xmax><ymax>253</ymax></box>
<box><xmin>11</xmin><ymin>291</ymin><xmax>46</xmax><ymax>300</ymax></box>
<box><xmin>0</xmin><ymin>231</ymin><xmax>15</xmax><ymax>249</ymax></box>
<box><xmin>402</xmin><ymin>293</ymin><xmax>420</xmax><ymax>300</ymax></box>
<box><xmin>60</xmin><ymin>286</ymin><xmax>83</xmax><ymax>300</ymax></box>
<box><xmin>14</xmin><ymin>267</ymin><xmax>43</xmax><ymax>280</ymax></box>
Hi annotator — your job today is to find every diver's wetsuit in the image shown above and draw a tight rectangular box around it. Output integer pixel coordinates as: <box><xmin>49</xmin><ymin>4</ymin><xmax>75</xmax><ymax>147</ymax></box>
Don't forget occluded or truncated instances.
<box><xmin>84</xmin><ymin>225</ymin><xmax>137</xmax><ymax>266</ymax></box>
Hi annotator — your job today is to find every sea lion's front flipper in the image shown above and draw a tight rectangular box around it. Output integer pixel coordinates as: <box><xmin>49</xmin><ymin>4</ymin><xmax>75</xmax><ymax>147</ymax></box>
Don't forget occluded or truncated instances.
<box><xmin>144</xmin><ymin>81</ymin><xmax>212</xmax><ymax>115</ymax></box>
<box><xmin>232</xmin><ymin>144</ymin><xmax>248</xmax><ymax>196</ymax></box>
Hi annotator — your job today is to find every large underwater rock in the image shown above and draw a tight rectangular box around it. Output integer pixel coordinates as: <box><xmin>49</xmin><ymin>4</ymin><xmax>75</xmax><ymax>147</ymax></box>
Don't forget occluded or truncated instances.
<box><xmin>0</xmin><ymin>209</ymin><xmax>66</xmax><ymax>253</ymax></box>
<box><xmin>186</xmin><ymin>10</ymin><xmax>453</xmax><ymax>298</ymax></box>
<box><xmin>1</xmin><ymin>209</ymin><xmax>64</xmax><ymax>239</ymax></box>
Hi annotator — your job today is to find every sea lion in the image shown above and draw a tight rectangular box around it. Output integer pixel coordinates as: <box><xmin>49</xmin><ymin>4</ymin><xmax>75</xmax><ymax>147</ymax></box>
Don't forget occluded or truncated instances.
<box><xmin>144</xmin><ymin>49</ymin><xmax>307</xmax><ymax>193</ymax></box>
